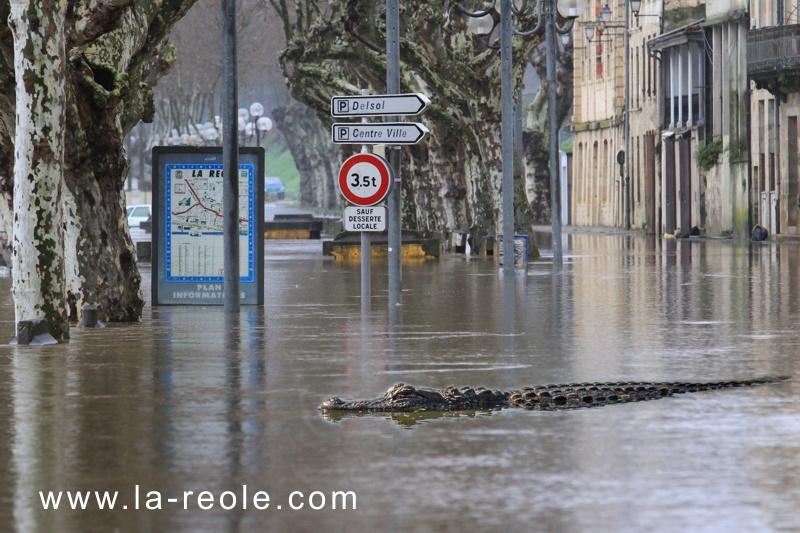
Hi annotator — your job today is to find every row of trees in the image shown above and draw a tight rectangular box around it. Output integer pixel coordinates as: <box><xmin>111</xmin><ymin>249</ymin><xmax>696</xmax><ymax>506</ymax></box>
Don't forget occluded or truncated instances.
<box><xmin>1</xmin><ymin>0</ymin><xmax>572</xmax><ymax>340</ymax></box>
<box><xmin>119</xmin><ymin>0</ymin><xmax>575</xmax><ymax>231</ymax></box>
<box><xmin>268</xmin><ymin>0</ymin><xmax>543</xmax><ymax>242</ymax></box>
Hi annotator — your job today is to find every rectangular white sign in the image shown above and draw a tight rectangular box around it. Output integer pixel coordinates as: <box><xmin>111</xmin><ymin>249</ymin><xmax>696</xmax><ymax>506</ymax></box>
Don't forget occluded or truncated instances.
<box><xmin>332</xmin><ymin>122</ymin><xmax>429</xmax><ymax>145</ymax></box>
<box><xmin>344</xmin><ymin>206</ymin><xmax>387</xmax><ymax>232</ymax></box>
<box><xmin>331</xmin><ymin>93</ymin><xmax>430</xmax><ymax>117</ymax></box>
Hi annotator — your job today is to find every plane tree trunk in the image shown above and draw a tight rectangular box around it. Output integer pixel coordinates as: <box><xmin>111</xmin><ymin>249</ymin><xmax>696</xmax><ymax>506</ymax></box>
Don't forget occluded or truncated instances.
<box><xmin>0</xmin><ymin>0</ymin><xmax>198</xmax><ymax>339</ymax></box>
<box><xmin>523</xmin><ymin>37</ymin><xmax>574</xmax><ymax>225</ymax></box>
<box><xmin>272</xmin><ymin>99</ymin><xmax>342</xmax><ymax>209</ymax></box>
<box><xmin>7</xmin><ymin>0</ymin><xmax>70</xmax><ymax>339</ymax></box>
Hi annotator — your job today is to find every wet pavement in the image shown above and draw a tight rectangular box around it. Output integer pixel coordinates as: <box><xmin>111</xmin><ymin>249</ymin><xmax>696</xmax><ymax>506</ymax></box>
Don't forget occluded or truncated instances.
<box><xmin>0</xmin><ymin>232</ymin><xmax>798</xmax><ymax>532</ymax></box>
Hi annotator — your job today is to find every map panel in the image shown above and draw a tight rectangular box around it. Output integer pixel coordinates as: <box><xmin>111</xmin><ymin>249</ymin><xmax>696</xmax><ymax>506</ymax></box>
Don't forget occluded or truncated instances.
<box><xmin>165</xmin><ymin>163</ymin><xmax>255</xmax><ymax>282</ymax></box>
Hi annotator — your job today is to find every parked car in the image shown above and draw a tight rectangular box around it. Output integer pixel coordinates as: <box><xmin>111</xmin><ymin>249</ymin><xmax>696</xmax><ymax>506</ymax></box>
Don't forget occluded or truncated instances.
<box><xmin>265</xmin><ymin>177</ymin><xmax>285</xmax><ymax>200</ymax></box>
<box><xmin>127</xmin><ymin>204</ymin><xmax>152</xmax><ymax>230</ymax></box>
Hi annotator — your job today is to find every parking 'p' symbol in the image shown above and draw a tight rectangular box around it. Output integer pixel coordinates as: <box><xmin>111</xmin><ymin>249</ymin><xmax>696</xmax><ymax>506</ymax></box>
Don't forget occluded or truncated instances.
<box><xmin>338</xmin><ymin>127</ymin><xmax>349</xmax><ymax>141</ymax></box>
<box><xmin>338</xmin><ymin>100</ymin><xmax>348</xmax><ymax>113</ymax></box>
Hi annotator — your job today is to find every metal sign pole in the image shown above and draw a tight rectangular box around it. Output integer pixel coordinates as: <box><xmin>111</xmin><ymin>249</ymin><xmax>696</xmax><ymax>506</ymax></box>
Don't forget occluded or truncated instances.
<box><xmin>545</xmin><ymin>0</ymin><xmax>564</xmax><ymax>268</ymax></box>
<box><xmin>623</xmin><ymin>0</ymin><xmax>631</xmax><ymax>230</ymax></box>
<box><xmin>360</xmin><ymin>89</ymin><xmax>372</xmax><ymax>313</ymax></box>
<box><xmin>361</xmin><ymin>230</ymin><xmax>371</xmax><ymax>313</ymax></box>
<box><xmin>501</xmin><ymin>0</ymin><xmax>515</xmax><ymax>279</ymax></box>
<box><xmin>386</xmin><ymin>0</ymin><xmax>401</xmax><ymax>308</ymax></box>
<box><xmin>221</xmin><ymin>0</ymin><xmax>240</xmax><ymax>312</ymax></box>
<box><xmin>546</xmin><ymin>0</ymin><xmax>563</xmax><ymax>266</ymax></box>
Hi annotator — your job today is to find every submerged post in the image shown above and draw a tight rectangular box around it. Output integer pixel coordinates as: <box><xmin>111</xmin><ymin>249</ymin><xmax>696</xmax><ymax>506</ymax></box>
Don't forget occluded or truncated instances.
<box><xmin>617</xmin><ymin>149</ymin><xmax>626</xmax><ymax>230</ymax></box>
<box><xmin>387</xmin><ymin>0</ymin><xmax>402</xmax><ymax>307</ymax></box>
<box><xmin>500</xmin><ymin>0</ymin><xmax>515</xmax><ymax>279</ymax></box>
<box><xmin>361</xmin><ymin>231</ymin><xmax>371</xmax><ymax>313</ymax></box>
<box><xmin>361</xmin><ymin>90</ymin><xmax>372</xmax><ymax>314</ymax></box>
<box><xmin>222</xmin><ymin>0</ymin><xmax>240</xmax><ymax>313</ymax></box>
<box><xmin>546</xmin><ymin>0</ymin><xmax>563</xmax><ymax>266</ymax></box>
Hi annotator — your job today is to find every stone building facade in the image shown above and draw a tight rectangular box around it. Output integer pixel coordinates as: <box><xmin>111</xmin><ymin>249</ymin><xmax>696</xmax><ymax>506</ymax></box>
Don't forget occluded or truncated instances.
<box><xmin>571</xmin><ymin>0</ymin><xmax>665</xmax><ymax>232</ymax></box>
<box><xmin>568</xmin><ymin>0</ymin><xmax>800</xmax><ymax>238</ymax></box>
<box><xmin>748</xmin><ymin>0</ymin><xmax>800</xmax><ymax>237</ymax></box>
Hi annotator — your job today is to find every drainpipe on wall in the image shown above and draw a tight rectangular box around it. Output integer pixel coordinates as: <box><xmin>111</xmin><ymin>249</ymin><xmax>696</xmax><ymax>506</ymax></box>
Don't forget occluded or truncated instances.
<box><xmin>659</xmin><ymin>0</ymin><xmax>666</xmax><ymax>233</ymax></box>
<box><xmin>624</xmin><ymin>0</ymin><xmax>631</xmax><ymax>229</ymax></box>
<box><xmin>775</xmin><ymin>97</ymin><xmax>780</xmax><ymax>214</ymax></box>
<box><xmin>775</xmin><ymin>0</ymin><xmax>782</xmax><ymax>233</ymax></box>
<box><xmin>745</xmin><ymin>84</ymin><xmax>753</xmax><ymax>230</ymax></box>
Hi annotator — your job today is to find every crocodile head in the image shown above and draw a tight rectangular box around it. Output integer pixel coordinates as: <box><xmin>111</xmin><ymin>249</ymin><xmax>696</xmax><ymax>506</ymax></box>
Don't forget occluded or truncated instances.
<box><xmin>320</xmin><ymin>383</ymin><xmax>450</xmax><ymax>412</ymax></box>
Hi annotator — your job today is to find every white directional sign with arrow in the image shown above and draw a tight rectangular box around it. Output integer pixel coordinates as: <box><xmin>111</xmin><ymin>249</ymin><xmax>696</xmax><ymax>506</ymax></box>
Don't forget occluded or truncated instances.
<box><xmin>332</xmin><ymin>122</ymin><xmax>429</xmax><ymax>145</ymax></box>
<box><xmin>331</xmin><ymin>93</ymin><xmax>430</xmax><ymax>117</ymax></box>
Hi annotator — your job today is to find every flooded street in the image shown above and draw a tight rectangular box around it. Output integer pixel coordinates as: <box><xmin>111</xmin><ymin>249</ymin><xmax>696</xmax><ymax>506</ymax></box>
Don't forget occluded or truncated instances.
<box><xmin>1</xmin><ymin>232</ymin><xmax>798</xmax><ymax>532</ymax></box>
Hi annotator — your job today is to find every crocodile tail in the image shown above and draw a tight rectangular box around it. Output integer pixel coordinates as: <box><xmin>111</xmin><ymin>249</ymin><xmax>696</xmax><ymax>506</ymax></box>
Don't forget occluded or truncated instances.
<box><xmin>664</xmin><ymin>377</ymin><xmax>791</xmax><ymax>395</ymax></box>
<box><xmin>507</xmin><ymin>377</ymin><xmax>790</xmax><ymax>411</ymax></box>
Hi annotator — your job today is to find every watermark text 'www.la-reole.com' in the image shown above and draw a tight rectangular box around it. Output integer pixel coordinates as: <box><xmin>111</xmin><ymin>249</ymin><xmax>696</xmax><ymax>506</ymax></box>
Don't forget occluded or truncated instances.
<box><xmin>39</xmin><ymin>485</ymin><xmax>356</xmax><ymax>511</ymax></box>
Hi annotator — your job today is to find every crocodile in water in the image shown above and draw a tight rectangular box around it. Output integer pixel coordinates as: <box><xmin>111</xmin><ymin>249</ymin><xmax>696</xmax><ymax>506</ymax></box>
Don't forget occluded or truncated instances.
<box><xmin>320</xmin><ymin>378</ymin><xmax>789</xmax><ymax>413</ymax></box>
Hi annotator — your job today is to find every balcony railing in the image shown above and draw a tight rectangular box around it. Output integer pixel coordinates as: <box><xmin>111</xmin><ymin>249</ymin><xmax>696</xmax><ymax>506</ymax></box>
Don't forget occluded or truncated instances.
<box><xmin>747</xmin><ymin>24</ymin><xmax>800</xmax><ymax>92</ymax></box>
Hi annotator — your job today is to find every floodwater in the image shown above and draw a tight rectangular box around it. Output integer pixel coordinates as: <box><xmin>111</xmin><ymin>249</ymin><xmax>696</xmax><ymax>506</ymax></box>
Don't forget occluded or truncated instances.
<box><xmin>0</xmin><ymin>232</ymin><xmax>798</xmax><ymax>532</ymax></box>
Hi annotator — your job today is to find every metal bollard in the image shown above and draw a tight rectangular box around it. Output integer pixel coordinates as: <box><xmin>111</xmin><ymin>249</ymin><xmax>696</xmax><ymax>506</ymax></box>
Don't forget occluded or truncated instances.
<box><xmin>12</xmin><ymin>319</ymin><xmax>57</xmax><ymax>345</ymax></box>
<box><xmin>80</xmin><ymin>304</ymin><xmax>105</xmax><ymax>328</ymax></box>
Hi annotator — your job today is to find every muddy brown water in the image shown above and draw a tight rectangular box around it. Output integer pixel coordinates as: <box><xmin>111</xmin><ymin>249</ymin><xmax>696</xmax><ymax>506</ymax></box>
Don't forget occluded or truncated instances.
<box><xmin>0</xmin><ymin>233</ymin><xmax>798</xmax><ymax>532</ymax></box>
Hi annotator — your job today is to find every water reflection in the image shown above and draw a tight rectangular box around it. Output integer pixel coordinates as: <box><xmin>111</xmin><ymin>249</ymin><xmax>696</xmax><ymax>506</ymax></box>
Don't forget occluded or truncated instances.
<box><xmin>0</xmin><ymin>236</ymin><xmax>798</xmax><ymax>531</ymax></box>
<box><xmin>321</xmin><ymin>409</ymin><xmax>499</xmax><ymax>428</ymax></box>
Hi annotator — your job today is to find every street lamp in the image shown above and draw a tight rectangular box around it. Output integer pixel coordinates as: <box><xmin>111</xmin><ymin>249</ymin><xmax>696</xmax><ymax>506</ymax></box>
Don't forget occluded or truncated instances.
<box><xmin>460</xmin><ymin>0</ymin><xmax>587</xmax><ymax>272</ymax></box>
<box><xmin>467</xmin><ymin>12</ymin><xmax>495</xmax><ymax>37</ymax></box>
<box><xmin>598</xmin><ymin>3</ymin><xmax>612</xmax><ymax>22</ymax></box>
<box><xmin>249</xmin><ymin>102</ymin><xmax>266</xmax><ymax>147</ymax></box>
<box><xmin>204</xmin><ymin>126</ymin><xmax>220</xmax><ymax>145</ymax></box>
<box><xmin>235</xmin><ymin>103</ymin><xmax>274</xmax><ymax>147</ymax></box>
<box><xmin>237</xmin><ymin>107</ymin><xmax>249</xmax><ymax>146</ymax></box>
<box><xmin>557</xmin><ymin>0</ymin><xmax>587</xmax><ymax>18</ymax></box>
<box><xmin>584</xmin><ymin>25</ymin><xmax>610</xmax><ymax>43</ymax></box>
<box><xmin>256</xmin><ymin>116</ymin><xmax>273</xmax><ymax>146</ymax></box>
<box><xmin>584</xmin><ymin>27</ymin><xmax>613</xmax><ymax>46</ymax></box>
<box><xmin>167</xmin><ymin>129</ymin><xmax>180</xmax><ymax>146</ymax></box>
<box><xmin>198</xmin><ymin>121</ymin><xmax>218</xmax><ymax>145</ymax></box>
<box><xmin>628</xmin><ymin>0</ymin><xmax>660</xmax><ymax>18</ymax></box>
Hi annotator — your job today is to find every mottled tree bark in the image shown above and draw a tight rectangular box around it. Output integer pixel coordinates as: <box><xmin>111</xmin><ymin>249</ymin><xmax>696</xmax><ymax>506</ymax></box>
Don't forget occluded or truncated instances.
<box><xmin>523</xmin><ymin>130</ymin><xmax>550</xmax><ymax>224</ymax></box>
<box><xmin>274</xmin><ymin>1</ymin><xmax>543</xmax><ymax>251</ymax></box>
<box><xmin>8</xmin><ymin>0</ymin><xmax>70</xmax><ymax>339</ymax></box>
<box><xmin>523</xmin><ymin>36</ymin><xmax>574</xmax><ymax>225</ymax></box>
<box><xmin>60</xmin><ymin>1</ymin><xmax>198</xmax><ymax>323</ymax></box>
<box><xmin>0</xmin><ymin>0</ymin><xmax>198</xmax><ymax>337</ymax></box>
<box><xmin>272</xmin><ymin>99</ymin><xmax>342</xmax><ymax>209</ymax></box>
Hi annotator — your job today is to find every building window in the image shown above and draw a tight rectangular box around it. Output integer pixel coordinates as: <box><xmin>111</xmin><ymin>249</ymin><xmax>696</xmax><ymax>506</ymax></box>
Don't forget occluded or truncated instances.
<box><xmin>596</xmin><ymin>40</ymin><xmax>604</xmax><ymax>77</ymax></box>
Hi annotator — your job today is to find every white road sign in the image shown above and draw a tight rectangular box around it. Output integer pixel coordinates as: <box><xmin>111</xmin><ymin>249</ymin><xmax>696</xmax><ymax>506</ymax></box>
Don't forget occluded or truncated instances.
<box><xmin>331</xmin><ymin>93</ymin><xmax>430</xmax><ymax>117</ymax></box>
<box><xmin>332</xmin><ymin>122</ymin><xmax>429</xmax><ymax>145</ymax></box>
<box><xmin>344</xmin><ymin>206</ymin><xmax>387</xmax><ymax>232</ymax></box>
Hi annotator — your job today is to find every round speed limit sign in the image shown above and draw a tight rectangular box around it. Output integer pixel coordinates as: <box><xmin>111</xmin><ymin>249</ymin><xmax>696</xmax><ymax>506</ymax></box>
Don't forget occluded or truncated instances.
<box><xmin>337</xmin><ymin>153</ymin><xmax>393</xmax><ymax>206</ymax></box>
